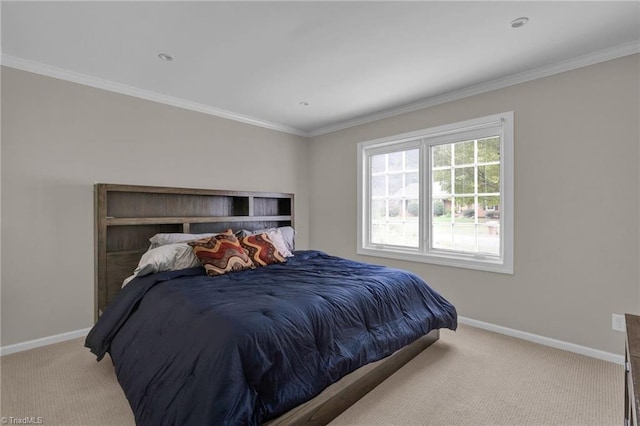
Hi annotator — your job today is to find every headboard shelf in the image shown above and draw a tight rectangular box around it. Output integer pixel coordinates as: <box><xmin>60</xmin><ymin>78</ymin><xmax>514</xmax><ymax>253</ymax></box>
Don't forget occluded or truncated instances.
<box><xmin>106</xmin><ymin>215</ymin><xmax>293</xmax><ymax>226</ymax></box>
<box><xmin>95</xmin><ymin>183</ymin><xmax>294</xmax><ymax>319</ymax></box>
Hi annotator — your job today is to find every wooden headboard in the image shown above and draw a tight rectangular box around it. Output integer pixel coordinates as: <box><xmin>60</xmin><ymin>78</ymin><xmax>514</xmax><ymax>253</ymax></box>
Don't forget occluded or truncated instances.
<box><xmin>94</xmin><ymin>183</ymin><xmax>294</xmax><ymax>320</ymax></box>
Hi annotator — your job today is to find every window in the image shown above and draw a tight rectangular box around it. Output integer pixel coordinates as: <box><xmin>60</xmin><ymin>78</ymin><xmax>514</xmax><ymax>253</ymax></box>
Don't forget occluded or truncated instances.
<box><xmin>357</xmin><ymin>112</ymin><xmax>513</xmax><ymax>274</ymax></box>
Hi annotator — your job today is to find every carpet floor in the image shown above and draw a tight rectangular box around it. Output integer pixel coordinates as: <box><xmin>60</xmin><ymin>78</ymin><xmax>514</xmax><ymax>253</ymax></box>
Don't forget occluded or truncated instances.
<box><xmin>0</xmin><ymin>324</ymin><xmax>622</xmax><ymax>425</ymax></box>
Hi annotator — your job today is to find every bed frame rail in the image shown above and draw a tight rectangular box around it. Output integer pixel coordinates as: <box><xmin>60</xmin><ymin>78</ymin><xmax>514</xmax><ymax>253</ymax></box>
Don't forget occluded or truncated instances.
<box><xmin>266</xmin><ymin>330</ymin><xmax>440</xmax><ymax>425</ymax></box>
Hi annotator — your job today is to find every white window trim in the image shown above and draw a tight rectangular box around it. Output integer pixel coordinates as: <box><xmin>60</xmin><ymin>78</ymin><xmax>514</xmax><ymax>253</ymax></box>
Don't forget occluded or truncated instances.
<box><xmin>357</xmin><ymin>112</ymin><xmax>514</xmax><ymax>274</ymax></box>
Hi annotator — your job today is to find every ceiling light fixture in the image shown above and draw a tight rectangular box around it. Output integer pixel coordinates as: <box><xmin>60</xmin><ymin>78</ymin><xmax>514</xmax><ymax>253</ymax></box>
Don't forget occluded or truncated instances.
<box><xmin>158</xmin><ymin>53</ymin><xmax>174</xmax><ymax>61</ymax></box>
<box><xmin>299</xmin><ymin>101</ymin><xmax>309</xmax><ymax>107</ymax></box>
<box><xmin>510</xmin><ymin>17</ymin><xmax>529</xmax><ymax>29</ymax></box>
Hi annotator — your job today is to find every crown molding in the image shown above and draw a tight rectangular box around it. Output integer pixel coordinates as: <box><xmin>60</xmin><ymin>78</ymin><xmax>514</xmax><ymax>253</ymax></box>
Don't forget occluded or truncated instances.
<box><xmin>307</xmin><ymin>40</ymin><xmax>640</xmax><ymax>137</ymax></box>
<box><xmin>0</xmin><ymin>54</ymin><xmax>309</xmax><ymax>137</ymax></box>
<box><xmin>2</xmin><ymin>39</ymin><xmax>638</xmax><ymax>139</ymax></box>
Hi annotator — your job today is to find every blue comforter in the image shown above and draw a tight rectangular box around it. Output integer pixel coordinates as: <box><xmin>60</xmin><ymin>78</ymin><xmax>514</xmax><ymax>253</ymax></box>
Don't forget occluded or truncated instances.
<box><xmin>86</xmin><ymin>250</ymin><xmax>457</xmax><ymax>425</ymax></box>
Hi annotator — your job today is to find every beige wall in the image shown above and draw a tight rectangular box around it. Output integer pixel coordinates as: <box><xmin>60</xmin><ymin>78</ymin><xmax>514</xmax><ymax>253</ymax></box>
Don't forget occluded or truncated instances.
<box><xmin>0</xmin><ymin>67</ymin><xmax>310</xmax><ymax>346</ymax></box>
<box><xmin>2</xmin><ymin>55</ymin><xmax>639</xmax><ymax>355</ymax></box>
<box><xmin>308</xmin><ymin>54</ymin><xmax>640</xmax><ymax>355</ymax></box>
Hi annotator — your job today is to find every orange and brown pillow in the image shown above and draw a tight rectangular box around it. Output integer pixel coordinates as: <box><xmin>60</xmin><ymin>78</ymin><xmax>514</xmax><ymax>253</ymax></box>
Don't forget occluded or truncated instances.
<box><xmin>240</xmin><ymin>232</ymin><xmax>286</xmax><ymax>267</ymax></box>
<box><xmin>188</xmin><ymin>230</ymin><xmax>254</xmax><ymax>276</ymax></box>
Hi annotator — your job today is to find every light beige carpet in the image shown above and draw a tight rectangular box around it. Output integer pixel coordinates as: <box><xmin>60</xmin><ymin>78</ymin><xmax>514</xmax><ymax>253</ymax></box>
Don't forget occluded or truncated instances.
<box><xmin>0</xmin><ymin>324</ymin><xmax>622</xmax><ymax>425</ymax></box>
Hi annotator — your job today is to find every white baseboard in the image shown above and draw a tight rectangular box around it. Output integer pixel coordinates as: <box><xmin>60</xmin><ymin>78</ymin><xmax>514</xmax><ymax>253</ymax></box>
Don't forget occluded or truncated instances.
<box><xmin>458</xmin><ymin>316</ymin><xmax>624</xmax><ymax>365</ymax></box>
<box><xmin>0</xmin><ymin>328</ymin><xmax>92</xmax><ymax>356</ymax></box>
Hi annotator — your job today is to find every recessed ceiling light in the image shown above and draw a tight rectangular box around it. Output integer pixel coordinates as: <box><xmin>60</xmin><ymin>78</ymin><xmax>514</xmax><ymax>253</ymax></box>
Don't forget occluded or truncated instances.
<box><xmin>510</xmin><ymin>17</ymin><xmax>529</xmax><ymax>29</ymax></box>
<box><xmin>299</xmin><ymin>101</ymin><xmax>310</xmax><ymax>107</ymax></box>
<box><xmin>158</xmin><ymin>53</ymin><xmax>174</xmax><ymax>61</ymax></box>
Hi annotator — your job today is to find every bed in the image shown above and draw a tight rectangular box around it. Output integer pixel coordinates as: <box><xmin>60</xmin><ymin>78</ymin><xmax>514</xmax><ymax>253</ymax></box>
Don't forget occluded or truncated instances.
<box><xmin>86</xmin><ymin>184</ymin><xmax>457</xmax><ymax>425</ymax></box>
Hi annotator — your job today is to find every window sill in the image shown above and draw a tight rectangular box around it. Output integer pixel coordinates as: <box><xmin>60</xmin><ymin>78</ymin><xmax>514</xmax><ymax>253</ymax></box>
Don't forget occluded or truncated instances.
<box><xmin>357</xmin><ymin>247</ymin><xmax>513</xmax><ymax>274</ymax></box>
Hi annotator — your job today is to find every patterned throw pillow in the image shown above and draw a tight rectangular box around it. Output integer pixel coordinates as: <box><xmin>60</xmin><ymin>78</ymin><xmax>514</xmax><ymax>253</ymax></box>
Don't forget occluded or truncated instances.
<box><xmin>188</xmin><ymin>230</ymin><xmax>254</xmax><ymax>276</ymax></box>
<box><xmin>240</xmin><ymin>232</ymin><xmax>286</xmax><ymax>267</ymax></box>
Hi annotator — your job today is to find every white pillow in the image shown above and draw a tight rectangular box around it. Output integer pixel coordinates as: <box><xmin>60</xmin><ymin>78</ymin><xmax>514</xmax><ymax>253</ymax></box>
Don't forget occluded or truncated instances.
<box><xmin>265</xmin><ymin>230</ymin><xmax>293</xmax><ymax>257</ymax></box>
<box><xmin>274</xmin><ymin>226</ymin><xmax>295</xmax><ymax>252</ymax></box>
<box><xmin>149</xmin><ymin>232</ymin><xmax>219</xmax><ymax>249</ymax></box>
<box><xmin>121</xmin><ymin>243</ymin><xmax>201</xmax><ymax>287</ymax></box>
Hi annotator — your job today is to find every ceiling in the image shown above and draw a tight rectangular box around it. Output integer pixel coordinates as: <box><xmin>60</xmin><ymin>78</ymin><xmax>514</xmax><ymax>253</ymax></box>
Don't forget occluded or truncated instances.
<box><xmin>2</xmin><ymin>1</ymin><xmax>639</xmax><ymax>136</ymax></box>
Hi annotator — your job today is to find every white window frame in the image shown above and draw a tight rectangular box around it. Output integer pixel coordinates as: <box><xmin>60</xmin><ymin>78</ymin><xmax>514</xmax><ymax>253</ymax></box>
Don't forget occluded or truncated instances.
<box><xmin>357</xmin><ymin>112</ymin><xmax>514</xmax><ymax>274</ymax></box>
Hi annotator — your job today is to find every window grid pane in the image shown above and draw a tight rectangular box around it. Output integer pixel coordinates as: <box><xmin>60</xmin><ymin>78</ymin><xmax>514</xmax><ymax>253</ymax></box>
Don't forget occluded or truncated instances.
<box><xmin>370</xmin><ymin>149</ymin><xmax>419</xmax><ymax>248</ymax></box>
<box><xmin>431</xmin><ymin>136</ymin><xmax>500</xmax><ymax>256</ymax></box>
